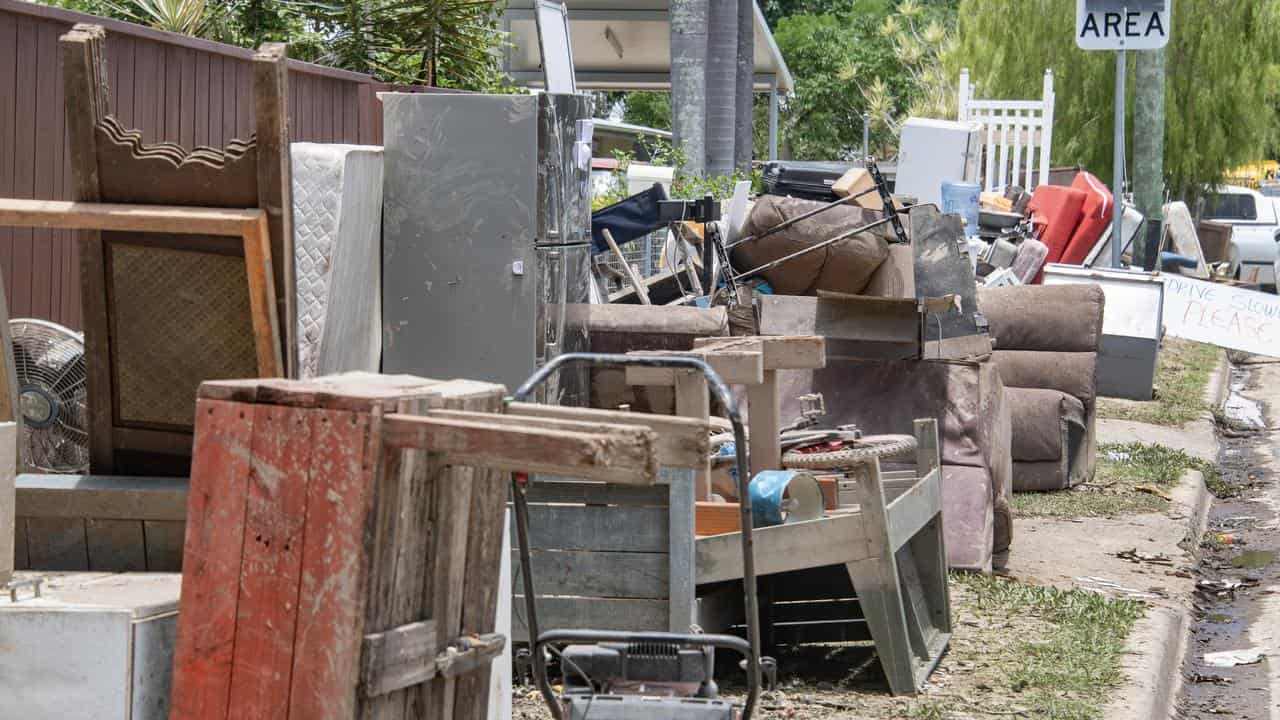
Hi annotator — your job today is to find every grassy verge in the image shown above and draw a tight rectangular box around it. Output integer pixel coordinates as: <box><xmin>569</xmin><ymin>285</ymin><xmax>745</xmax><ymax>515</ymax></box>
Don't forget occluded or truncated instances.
<box><xmin>1097</xmin><ymin>338</ymin><xmax>1221</xmax><ymax>426</ymax></box>
<box><xmin>1012</xmin><ymin>442</ymin><xmax>1219</xmax><ymax>518</ymax></box>
<box><xmin>902</xmin><ymin>574</ymin><xmax>1145</xmax><ymax>720</ymax></box>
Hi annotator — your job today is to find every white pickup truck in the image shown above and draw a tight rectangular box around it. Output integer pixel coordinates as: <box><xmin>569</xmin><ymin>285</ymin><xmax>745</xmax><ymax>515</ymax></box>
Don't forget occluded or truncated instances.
<box><xmin>1204</xmin><ymin>184</ymin><xmax>1279</xmax><ymax>290</ymax></box>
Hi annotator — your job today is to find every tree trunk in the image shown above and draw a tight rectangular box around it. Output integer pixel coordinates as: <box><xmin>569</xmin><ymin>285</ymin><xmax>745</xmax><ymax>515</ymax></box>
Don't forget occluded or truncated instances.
<box><xmin>670</xmin><ymin>0</ymin><xmax>709</xmax><ymax>178</ymax></box>
<box><xmin>704</xmin><ymin>0</ymin><xmax>738</xmax><ymax>178</ymax></box>
<box><xmin>1132</xmin><ymin>47</ymin><xmax>1166</xmax><ymax>270</ymax></box>
<box><xmin>734</xmin><ymin>0</ymin><xmax>754</xmax><ymax>171</ymax></box>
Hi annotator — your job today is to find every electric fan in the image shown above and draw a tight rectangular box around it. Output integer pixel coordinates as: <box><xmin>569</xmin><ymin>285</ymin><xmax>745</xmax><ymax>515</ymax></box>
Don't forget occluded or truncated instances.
<box><xmin>10</xmin><ymin>319</ymin><xmax>89</xmax><ymax>473</ymax></box>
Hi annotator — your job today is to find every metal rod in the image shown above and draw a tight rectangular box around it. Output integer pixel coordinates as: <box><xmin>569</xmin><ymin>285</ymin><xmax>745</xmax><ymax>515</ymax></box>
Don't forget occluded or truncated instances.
<box><xmin>511</xmin><ymin>353</ymin><xmax>761</xmax><ymax>720</ymax></box>
<box><xmin>1113</xmin><ymin>47</ymin><xmax>1127</xmax><ymax>268</ymax></box>
<box><xmin>733</xmin><ymin>207</ymin><xmax>917</xmax><ymax>282</ymax></box>
<box><xmin>862</xmin><ymin>112</ymin><xmax>870</xmax><ymax>161</ymax></box>
<box><xmin>726</xmin><ymin>185</ymin><xmax>879</xmax><ymax>250</ymax></box>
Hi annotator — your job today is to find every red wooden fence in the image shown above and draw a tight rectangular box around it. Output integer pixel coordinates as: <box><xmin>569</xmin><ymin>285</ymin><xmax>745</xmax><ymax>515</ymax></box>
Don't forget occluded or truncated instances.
<box><xmin>0</xmin><ymin>0</ymin><xmax>408</xmax><ymax>330</ymax></box>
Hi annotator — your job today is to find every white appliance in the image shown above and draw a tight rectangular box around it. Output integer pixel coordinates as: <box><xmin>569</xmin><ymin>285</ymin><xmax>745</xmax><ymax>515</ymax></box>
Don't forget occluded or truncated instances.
<box><xmin>1042</xmin><ymin>264</ymin><xmax>1165</xmax><ymax>400</ymax></box>
<box><xmin>0</xmin><ymin>572</ymin><xmax>180</xmax><ymax>720</ymax></box>
<box><xmin>895</xmin><ymin>118</ymin><xmax>983</xmax><ymax>207</ymax></box>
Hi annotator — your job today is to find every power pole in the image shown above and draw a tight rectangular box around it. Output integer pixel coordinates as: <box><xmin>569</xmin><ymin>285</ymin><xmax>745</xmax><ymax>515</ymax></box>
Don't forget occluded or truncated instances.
<box><xmin>704</xmin><ymin>0</ymin><xmax>738</xmax><ymax>178</ymax></box>
<box><xmin>734</xmin><ymin>0</ymin><xmax>754</xmax><ymax>171</ymax></box>
<box><xmin>670</xmin><ymin>0</ymin><xmax>709</xmax><ymax>177</ymax></box>
<box><xmin>1132</xmin><ymin>46</ymin><xmax>1166</xmax><ymax>271</ymax></box>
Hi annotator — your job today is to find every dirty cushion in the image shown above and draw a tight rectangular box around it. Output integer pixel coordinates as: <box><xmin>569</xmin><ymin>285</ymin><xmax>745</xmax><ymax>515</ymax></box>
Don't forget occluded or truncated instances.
<box><xmin>1004</xmin><ymin>387</ymin><xmax>1084</xmax><ymax>461</ymax></box>
<box><xmin>979</xmin><ymin>284</ymin><xmax>1105</xmax><ymax>353</ymax></box>
<box><xmin>734</xmin><ymin>195</ymin><xmax>891</xmax><ymax>296</ymax></box>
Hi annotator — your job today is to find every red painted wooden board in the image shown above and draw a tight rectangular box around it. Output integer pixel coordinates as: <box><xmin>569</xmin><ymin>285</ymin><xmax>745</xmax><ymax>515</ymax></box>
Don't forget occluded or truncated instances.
<box><xmin>170</xmin><ymin>399</ymin><xmax>257</xmax><ymax>720</ymax></box>
<box><xmin>287</xmin><ymin>408</ymin><xmax>374</xmax><ymax>720</ymax></box>
<box><xmin>227</xmin><ymin>403</ymin><xmax>315</xmax><ymax>720</ymax></box>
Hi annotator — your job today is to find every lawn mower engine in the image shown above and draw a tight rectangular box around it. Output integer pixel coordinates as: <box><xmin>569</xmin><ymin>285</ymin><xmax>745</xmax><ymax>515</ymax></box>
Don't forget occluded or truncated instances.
<box><xmin>558</xmin><ymin>640</ymin><xmax>737</xmax><ymax>720</ymax></box>
<box><xmin>560</xmin><ymin>640</ymin><xmax>718</xmax><ymax>698</ymax></box>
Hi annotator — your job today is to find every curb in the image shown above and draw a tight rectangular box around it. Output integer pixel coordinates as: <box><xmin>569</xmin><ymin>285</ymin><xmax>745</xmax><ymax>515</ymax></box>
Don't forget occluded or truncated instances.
<box><xmin>1104</xmin><ymin>468</ymin><xmax>1208</xmax><ymax>720</ymax></box>
<box><xmin>1204</xmin><ymin>352</ymin><xmax>1231</xmax><ymax>416</ymax></box>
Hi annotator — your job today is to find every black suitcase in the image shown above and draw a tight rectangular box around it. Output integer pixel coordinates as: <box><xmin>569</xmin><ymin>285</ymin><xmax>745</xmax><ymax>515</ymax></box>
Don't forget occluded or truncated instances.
<box><xmin>761</xmin><ymin>160</ymin><xmax>857</xmax><ymax>202</ymax></box>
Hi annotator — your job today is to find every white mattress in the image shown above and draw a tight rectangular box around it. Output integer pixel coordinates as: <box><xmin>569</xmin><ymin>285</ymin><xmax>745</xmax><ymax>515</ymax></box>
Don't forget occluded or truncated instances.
<box><xmin>292</xmin><ymin>143</ymin><xmax>384</xmax><ymax>378</ymax></box>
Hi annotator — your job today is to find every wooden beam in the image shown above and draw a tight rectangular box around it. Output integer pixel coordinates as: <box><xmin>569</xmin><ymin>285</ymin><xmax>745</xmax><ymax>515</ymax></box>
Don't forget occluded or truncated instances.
<box><xmin>360</xmin><ymin>620</ymin><xmax>438</xmax><ymax>698</ymax></box>
<box><xmin>430</xmin><ymin>408</ymin><xmax>707</xmax><ymax>470</ymax></box>
<box><xmin>242</xmin><ymin>211</ymin><xmax>284</xmax><ymax>378</ymax></box>
<box><xmin>624</xmin><ymin>350</ymin><xmax>764</xmax><ymax>386</ymax></box>
<box><xmin>253</xmin><ymin>42</ymin><xmax>296</xmax><ymax>377</ymax></box>
<box><xmin>694</xmin><ymin>335</ymin><xmax>826</xmax><ymax>370</ymax></box>
<box><xmin>0</xmin><ymin>198</ymin><xmax>264</xmax><ymax>236</ymax></box>
<box><xmin>381</xmin><ymin>414</ymin><xmax>659</xmax><ymax>485</ymax></box>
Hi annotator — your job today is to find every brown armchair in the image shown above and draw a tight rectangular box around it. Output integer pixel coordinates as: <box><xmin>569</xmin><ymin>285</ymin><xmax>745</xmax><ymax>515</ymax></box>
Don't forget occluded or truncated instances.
<box><xmin>978</xmin><ymin>284</ymin><xmax>1105</xmax><ymax>491</ymax></box>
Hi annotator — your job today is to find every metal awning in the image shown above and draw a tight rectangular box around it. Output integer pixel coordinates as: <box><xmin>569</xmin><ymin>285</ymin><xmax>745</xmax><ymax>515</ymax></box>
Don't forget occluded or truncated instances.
<box><xmin>500</xmin><ymin>0</ymin><xmax>794</xmax><ymax>93</ymax></box>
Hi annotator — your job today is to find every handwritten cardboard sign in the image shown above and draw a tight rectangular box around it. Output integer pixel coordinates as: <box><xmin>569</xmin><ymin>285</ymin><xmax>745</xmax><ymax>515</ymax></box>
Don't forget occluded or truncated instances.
<box><xmin>1162</xmin><ymin>275</ymin><xmax>1280</xmax><ymax>357</ymax></box>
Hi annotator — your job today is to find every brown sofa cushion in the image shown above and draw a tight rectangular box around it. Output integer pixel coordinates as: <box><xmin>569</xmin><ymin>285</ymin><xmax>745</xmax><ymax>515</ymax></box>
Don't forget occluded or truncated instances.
<box><xmin>1004</xmin><ymin>387</ymin><xmax>1085</xmax><ymax>461</ymax></box>
<box><xmin>990</xmin><ymin>350</ymin><xmax>1097</xmax><ymax>405</ymax></box>
<box><xmin>978</xmin><ymin>284</ymin><xmax>1105</xmax><ymax>352</ymax></box>
<box><xmin>734</xmin><ymin>195</ymin><xmax>891</xmax><ymax>296</ymax></box>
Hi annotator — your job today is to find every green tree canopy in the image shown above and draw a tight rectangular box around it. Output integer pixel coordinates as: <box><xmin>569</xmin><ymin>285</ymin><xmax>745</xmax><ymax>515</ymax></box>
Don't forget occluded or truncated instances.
<box><xmin>945</xmin><ymin>0</ymin><xmax>1280</xmax><ymax>198</ymax></box>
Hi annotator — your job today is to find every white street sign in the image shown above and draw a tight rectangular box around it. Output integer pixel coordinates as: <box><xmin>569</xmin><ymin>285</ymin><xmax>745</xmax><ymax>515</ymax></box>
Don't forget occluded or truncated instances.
<box><xmin>1076</xmin><ymin>0</ymin><xmax>1170</xmax><ymax>50</ymax></box>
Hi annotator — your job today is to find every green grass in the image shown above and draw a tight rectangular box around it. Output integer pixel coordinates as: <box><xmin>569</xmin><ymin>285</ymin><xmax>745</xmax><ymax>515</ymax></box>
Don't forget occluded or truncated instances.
<box><xmin>900</xmin><ymin>574</ymin><xmax>1145</xmax><ymax>720</ymax></box>
<box><xmin>1097</xmin><ymin>338</ymin><xmax>1221</xmax><ymax>426</ymax></box>
<box><xmin>1013</xmin><ymin>442</ymin><xmax>1220</xmax><ymax>518</ymax></box>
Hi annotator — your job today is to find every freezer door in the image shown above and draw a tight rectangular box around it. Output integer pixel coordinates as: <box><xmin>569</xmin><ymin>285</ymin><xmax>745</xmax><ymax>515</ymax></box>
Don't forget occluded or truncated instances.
<box><xmin>381</xmin><ymin>93</ymin><xmax>539</xmax><ymax>389</ymax></box>
<box><xmin>535</xmin><ymin>244</ymin><xmax>591</xmax><ymax>405</ymax></box>
<box><xmin>537</xmin><ymin>93</ymin><xmax>594</xmax><ymax>248</ymax></box>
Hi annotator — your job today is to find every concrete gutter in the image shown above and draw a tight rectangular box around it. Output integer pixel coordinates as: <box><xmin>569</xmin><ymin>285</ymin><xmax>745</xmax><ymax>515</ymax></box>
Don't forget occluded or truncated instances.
<box><xmin>1103</xmin><ymin>350</ymin><xmax>1227</xmax><ymax>719</ymax></box>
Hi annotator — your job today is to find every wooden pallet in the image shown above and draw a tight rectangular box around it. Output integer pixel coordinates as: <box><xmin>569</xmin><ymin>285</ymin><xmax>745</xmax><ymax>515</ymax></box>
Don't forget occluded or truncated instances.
<box><xmin>169</xmin><ymin>374</ymin><xmax>661</xmax><ymax>720</ymax></box>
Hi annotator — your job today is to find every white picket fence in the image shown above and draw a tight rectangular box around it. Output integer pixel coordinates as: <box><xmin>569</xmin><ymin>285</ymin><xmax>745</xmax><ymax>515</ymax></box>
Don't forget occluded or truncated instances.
<box><xmin>957</xmin><ymin>68</ymin><xmax>1056</xmax><ymax>193</ymax></box>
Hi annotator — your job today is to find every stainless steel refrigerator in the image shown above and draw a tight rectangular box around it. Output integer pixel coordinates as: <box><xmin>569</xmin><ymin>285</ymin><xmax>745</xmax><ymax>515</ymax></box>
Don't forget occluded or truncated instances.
<box><xmin>381</xmin><ymin>92</ymin><xmax>594</xmax><ymax>404</ymax></box>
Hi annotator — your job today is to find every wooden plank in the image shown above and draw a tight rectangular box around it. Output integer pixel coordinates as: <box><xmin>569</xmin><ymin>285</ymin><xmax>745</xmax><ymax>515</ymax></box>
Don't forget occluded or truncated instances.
<box><xmin>194</xmin><ymin>50</ymin><xmax>210</xmax><ymax>146</ymax></box>
<box><xmin>170</xmin><ymin>399</ymin><xmax>256</xmax><ymax>719</ymax></box>
<box><xmin>253</xmin><ymin>42</ymin><xmax>296</xmax><ymax>377</ymax></box>
<box><xmin>243</xmin><ymin>211</ymin><xmax>284</xmax><ymax>378</ymax></box>
<box><xmin>694</xmin><ymin>334</ymin><xmax>827</xmax><ymax>370</ymax></box>
<box><xmin>673</xmin><ymin>371</ymin><xmax>713</xmax><ymax>500</ymax></box>
<box><xmin>143</xmin><ymin>519</ymin><xmax>185</xmax><ymax>571</ymax></box>
<box><xmin>12</xmin><ymin>16</ymin><xmax>37</xmax><ymax>321</ymax></box>
<box><xmin>0</xmin><ymin>12</ymin><xmax>17</xmax><ymax>304</ymax></box>
<box><xmin>696</xmin><ymin>513</ymin><xmax>870</xmax><ymax>585</ymax></box>
<box><xmin>85</xmin><ymin>518</ymin><xmax>147</xmax><ymax>571</ymax></box>
<box><xmin>505</xmin><ymin>403</ymin><xmax>710</xmax><ymax>472</ymax></box>
<box><xmin>226</xmin><ymin>403</ymin><xmax>314</xmax><ymax>719</ymax></box>
<box><xmin>666</xmin><ymin>468</ymin><xmax>697</xmax><ymax>632</ymax></box>
<box><xmin>0</xmin><ymin>198</ymin><xmax>263</xmax><ymax>235</ymax></box>
<box><xmin>381</xmin><ymin>413</ymin><xmax>658</xmax><ymax>486</ymax></box>
<box><xmin>511</xmin><ymin>549</ymin><xmax>669</xmax><ymax>599</ymax></box>
<box><xmin>450</xmin><ymin>390</ymin><xmax>505</xmax><ymax>720</ymax></box>
<box><xmin>15</xmin><ymin>474</ymin><xmax>188</xmax><ymax>520</ymax></box>
<box><xmin>287</xmin><ymin>408</ymin><xmax>373</xmax><ymax>720</ymax></box>
<box><xmin>23</xmin><ymin>516</ymin><xmax>88</xmax><ymax>570</ymax></box>
<box><xmin>747</xmin><ymin>369</ymin><xmax>780</xmax><ymax>472</ymax></box>
<box><xmin>526</xmin><ymin>480</ymin><xmax>667</xmax><ymax>507</ymax></box>
<box><xmin>885</xmin><ymin>474</ymin><xmax>942</xmax><ymax>553</ymax></box>
<box><xmin>164</xmin><ymin>44</ymin><xmax>182</xmax><ymax>142</ymax></box>
<box><xmin>67</xmin><ymin>26</ymin><xmax>116</xmax><ymax>358</ymax></box>
<box><xmin>756</xmin><ymin>295</ymin><xmax>921</xmax><ymax>345</ymax></box>
<box><xmin>511</xmin><ymin>597</ymin><xmax>669</xmax><ymax>640</ymax></box>
<box><xmin>431</xmin><ymin>408</ymin><xmax>705</xmax><ymax>470</ymax></box>
<box><xmin>31</xmin><ymin>22</ymin><xmax>58</xmax><ymax>323</ymax></box>
<box><xmin>420</xmin><ymin>448</ymin><xmax>473</xmax><ymax>718</ymax></box>
<box><xmin>360</xmin><ymin>619</ymin><xmax>439</xmax><ymax>698</ymax></box>
<box><xmin>522</xmin><ymin>504</ymin><xmax>668</xmax><ymax>553</ymax></box>
<box><xmin>625</xmin><ymin>350</ymin><xmax>764</xmax><ymax>386</ymax></box>
<box><xmin>12</xmin><ymin>516</ymin><xmax>28</xmax><ymax>571</ymax></box>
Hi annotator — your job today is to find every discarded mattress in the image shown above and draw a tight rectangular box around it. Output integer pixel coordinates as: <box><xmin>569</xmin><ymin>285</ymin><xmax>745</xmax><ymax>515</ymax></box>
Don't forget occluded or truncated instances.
<box><xmin>1163</xmin><ymin>201</ymin><xmax>1210</xmax><ymax>279</ymax></box>
<box><xmin>732</xmin><ymin>195</ymin><xmax>892</xmax><ymax>296</ymax></box>
<box><xmin>292</xmin><ymin>143</ymin><xmax>384</xmax><ymax>378</ymax></box>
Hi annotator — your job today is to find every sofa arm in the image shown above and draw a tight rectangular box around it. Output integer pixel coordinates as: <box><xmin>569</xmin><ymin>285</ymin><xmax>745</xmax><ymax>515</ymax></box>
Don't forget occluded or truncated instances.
<box><xmin>990</xmin><ymin>350</ymin><xmax>1098</xmax><ymax>407</ymax></box>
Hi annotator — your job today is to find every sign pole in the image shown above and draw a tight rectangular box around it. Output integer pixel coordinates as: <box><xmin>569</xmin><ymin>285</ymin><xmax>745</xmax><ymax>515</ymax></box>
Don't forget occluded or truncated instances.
<box><xmin>1113</xmin><ymin>47</ymin><xmax>1126</xmax><ymax>268</ymax></box>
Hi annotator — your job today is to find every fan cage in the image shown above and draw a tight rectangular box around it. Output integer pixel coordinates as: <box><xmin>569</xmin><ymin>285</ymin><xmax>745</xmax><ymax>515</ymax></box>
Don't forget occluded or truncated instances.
<box><xmin>11</xmin><ymin>318</ymin><xmax>89</xmax><ymax>473</ymax></box>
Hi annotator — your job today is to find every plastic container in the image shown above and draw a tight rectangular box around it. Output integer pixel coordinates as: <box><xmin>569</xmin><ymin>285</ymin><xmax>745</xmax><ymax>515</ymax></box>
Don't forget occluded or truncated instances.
<box><xmin>941</xmin><ymin>181</ymin><xmax>981</xmax><ymax>237</ymax></box>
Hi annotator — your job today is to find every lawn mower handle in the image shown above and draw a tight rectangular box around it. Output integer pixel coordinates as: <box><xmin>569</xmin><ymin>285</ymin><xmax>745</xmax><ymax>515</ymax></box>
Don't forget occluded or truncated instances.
<box><xmin>511</xmin><ymin>353</ymin><xmax>761</xmax><ymax>720</ymax></box>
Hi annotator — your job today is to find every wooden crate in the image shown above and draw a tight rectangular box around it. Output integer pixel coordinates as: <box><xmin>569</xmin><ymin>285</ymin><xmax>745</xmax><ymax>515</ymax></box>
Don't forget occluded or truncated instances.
<box><xmin>169</xmin><ymin>374</ymin><xmax>660</xmax><ymax>720</ymax></box>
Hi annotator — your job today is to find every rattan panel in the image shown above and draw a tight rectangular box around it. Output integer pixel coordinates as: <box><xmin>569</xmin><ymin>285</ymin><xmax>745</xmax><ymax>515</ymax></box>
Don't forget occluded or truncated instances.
<box><xmin>108</xmin><ymin>240</ymin><xmax>258</xmax><ymax>428</ymax></box>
